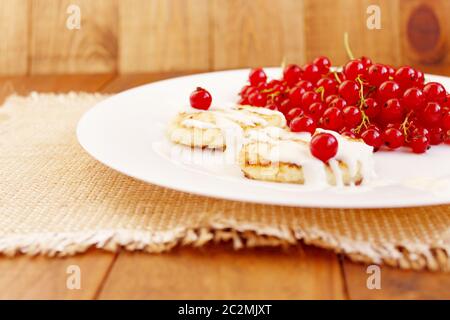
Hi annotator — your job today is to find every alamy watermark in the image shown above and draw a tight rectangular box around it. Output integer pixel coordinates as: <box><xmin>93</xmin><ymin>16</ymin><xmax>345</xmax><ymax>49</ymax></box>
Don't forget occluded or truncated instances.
<box><xmin>66</xmin><ymin>4</ymin><xmax>81</xmax><ymax>30</ymax></box>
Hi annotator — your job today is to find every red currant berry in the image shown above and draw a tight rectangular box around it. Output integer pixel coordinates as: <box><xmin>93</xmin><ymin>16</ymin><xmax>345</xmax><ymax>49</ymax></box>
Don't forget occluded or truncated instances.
<box><xmin>301</xmin><ymin>91</ymin><xmax>321</xmax><ymax>108</ymax></box>
<box><xmin>296</xmin><ymin>80</ymin><xmax>314</xmax><ymax>91</ymax></box>
<box><xmin>321</xmin><ymin>107</ymin><xmax>344</xmax><ymax>131</ymax></box>
<box><xmin>361</xmin><ymin>128</ymin><xmax>383</xmax><ymax>150</ymax></box>
<box><xmin>359</xmin><ymin>56</ymin><xmax>373</xmax><ymax>69</ymax></box>
<box><xmin>316</xmin><ymin>78</ymin><xmax>338</xmax><ymax>96</ymax></box>
<box><xmin>410</xmin><ymin>127</ymin><xmax>430</xmax><ymax>141</ymax></box>
<box><xmin>415</xmin><ymin>70</ymin><xmax>425</xmax><ymax>87</ymax></box>
<box><xmin>302</xmin><ymin>63</ymin><xmax>321</xmax><ymax>83</ymax></box>
<box><xmin>248</xmin><ymin>92</ymin><xmax>267</xmax><ymax>107</ymax></box>
<box><xmin>278</xmin><ymin>98</ymin><xmax>292</xmax><ymax>114</ymax></box>
<box><xmin>386</xmin><ymin>65</ymin><xmax>396</xmax><ymax>77</ymax></box>
<box><xmin>344</xmin><ymin>59</ymin><xmax>365</xmax><ymax>80</ymax></box>
<box><xmin>238</xmin><ymin>97</ymin><xmax>249</xmax><ymax>105</ymax></box>
<box><xmin>289</xmin><ymin>87</ymin><xmax>306</xmax><ymax>107</ymax></box>
<box><xmin>367</xmin><ymin>64</ymin><xmax>389</xmax><ymax>86</ymax></box>
<box><xmin>380</xmin><ymin>98</ymin><xmax>404</xmax><ymax>123</ymax></box>
<box><xmin>310</xmin><ymin>133</ymin><xmax>339</xmax><ymax>163</ymax></box>
<box><xmin>410</xmin><ymin>136</ymin><xmax>430</xmax><ymax>154</ymax></box>
<box><xmin>428</xmin><ymin>127</ymin><xmax>444</xmax><ymax>145</ymax></box>
<box><xmin>190</xmin><ymin>87</ymin><xmax>212</xmax><ymax>110</ymax></box>
<box><xmin>325</xmin><ymin>94</ymin><xmax>339</xmax><ymax>106</ymax></box>
<box><xmin>248</xmin><ymin>68</ymin><xmax>267</xmax><ymax>86</ymax></box>
<box><xmin>290</xmin><ymin>116</ymin><xmax>316</xmax><ymax>134</ymax></box>
<box><xmin>442</xmin><ymin>111</ymin><xmax>450</xmax><ymax>130</ymax></box>
<box><xmin>394</xmin><ymin>66</ymin><xmax>417</xmax><ymax>89</ymax></box>
<box><xmin>313</xmin><ymin>56</ymin><xmax>332</xmax><ymax>74</ymax></box>
<box><xmin>382</xmin><ymin>128</ymin><xmax>404</xmax><ymax>149</ymax></box>
<box><xmin>361</xmin><ymin>98</ymin><xmax>380</xmax><ymax>118</ymax></box>
<box><xmin>422</xmin><ymin>102</ymin><xmax>442</xmax><ymax>126</ymax></box>
<box><xmin>239</xmin><ymin>85</ymin><xmax>251</xmax><ymax>97</ymax></box>
<box><xmin>338</xmin><ymin>80</ymin><xmax>360</xmax><ymax>105</ymax></box>
<box><xmin>402</xmin><ymin>87</ymin><xmax>425</xmax><ymax>111</ymax></box>
<box><xmin>423</xmin><ymin>82</ymin><xmax>447</xmax><ymax>103</ymax></box>
<box><xmin>286</xmin><ymin>107</ymin><xmax>304</xmax><ymax>122</ymax></box>
<box><xmin>378</xmin><ymin>81</ymin><xmax>401</xmax><ymax>102</ymax></box>
<box><xmin>283</xmin><ymin>64</ymin><xmax>303</xmax><ymax>86</ymax></box>
<box><xmin>328</xmin><ymin>97</ymin><xmax>347</xmax><ymax>110</ymax></box>
<box><xmin>306</xmin><ymin>102</ymin><xmax>325</xmax><ymax>120</ymax></box>
<box><xmin>342</xmin><ymin>105</ymin><xmax>362</xmax><ymax>128</ymax></box>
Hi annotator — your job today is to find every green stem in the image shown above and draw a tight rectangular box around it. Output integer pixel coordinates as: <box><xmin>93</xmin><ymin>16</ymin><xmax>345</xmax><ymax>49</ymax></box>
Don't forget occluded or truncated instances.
<box><xmin>344</xmin><ymin>32</ymin><xmax>355</xmax><ymax>60</ymax></box>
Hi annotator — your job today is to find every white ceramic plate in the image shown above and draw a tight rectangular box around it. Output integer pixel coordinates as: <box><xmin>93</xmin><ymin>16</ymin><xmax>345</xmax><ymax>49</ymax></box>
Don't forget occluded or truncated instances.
<box><xmin>77</xmin><ymin>68</ymin><xmax>450</xmax><ymax>208</ymax></box>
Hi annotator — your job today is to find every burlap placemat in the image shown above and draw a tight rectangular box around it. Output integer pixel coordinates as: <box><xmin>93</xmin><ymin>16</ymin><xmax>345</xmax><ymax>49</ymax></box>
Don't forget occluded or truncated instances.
<box><xmin>1</xmin><ymin>93</ymin><xmax>449</xmax><ymax>271</ymax></box>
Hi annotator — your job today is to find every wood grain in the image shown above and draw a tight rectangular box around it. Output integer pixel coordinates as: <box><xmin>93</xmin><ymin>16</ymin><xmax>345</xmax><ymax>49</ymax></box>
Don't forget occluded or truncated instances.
<box><xmin>0</xmin><ymin>0</ymin><xmax>28</xmax><ymax>75</ymax></box>
<box><xmin>99</xmin><ymin>246</ymin><xmax>345</xmax><ymax>300</ymax></box>
<box><xmin>343</xmin><ymin>260</ymin><xmax>450</xmax><ymax>299</ymax></box>
<box><xmin>399</xmin><ymin>0</ymin><xmax>450</xmax><ymax>74</ymax></box>
<box><xmin>0</xmin><ymin>250</ymin><xmax>115</xmax><ymax>299</ymax></box>
<box><xmin>303</xmin><ymin>0</ymin><xmax>401</xmax><ymax>66</ymax></box>
<box><xmin>119</xmin><ymin>0</ymin><xmax>210</xmax><ymax>73</ymax></box>
<box><xmin>211</xmin><ymin>0</ymin><xmax>306</xmax><ymax>69</ymax></box>
<box><xmin>30</xmin><ymin>0</ymin><xmax>118</xmax><ymax>74</ymax></box>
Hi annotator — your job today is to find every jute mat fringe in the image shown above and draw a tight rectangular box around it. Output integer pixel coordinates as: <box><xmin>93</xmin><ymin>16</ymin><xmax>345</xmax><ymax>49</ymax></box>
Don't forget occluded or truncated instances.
<box><xmin>0</xmin><ymin>93</ymin><xmax>449</xmax><ymax>271</ymax></box>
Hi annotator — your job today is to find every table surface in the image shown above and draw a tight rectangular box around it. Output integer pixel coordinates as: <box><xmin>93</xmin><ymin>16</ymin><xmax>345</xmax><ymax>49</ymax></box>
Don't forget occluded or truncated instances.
<box><xmin>0</xmin><ymin>73</ymin><xmax>449</xmax><ymax>300</ymax></box>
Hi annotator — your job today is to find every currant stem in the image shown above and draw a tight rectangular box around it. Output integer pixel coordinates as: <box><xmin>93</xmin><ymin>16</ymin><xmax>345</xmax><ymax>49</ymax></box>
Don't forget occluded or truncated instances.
<box><xmin>332</xmin><ymin>71</ymin><xmax>342</xmax><ymax>84</ymax></box>
<box><xmin>344</xmin><ymin>32</ymin><xmax>355</xmax><ymax>61</ymax></box>
<box><xmin>400</xmin><ymin>111</ymin><xmax>413</xmax><ymax>141</ymax></box>
<box><xmin>315</xmin><ymin>86</ymin><xmax>325</xmax><ymax>101</ymax></box>
<box><xmin>354</xmin><ymin>76</ymin><xmax>371</xmax><ymax>133</ymax></box>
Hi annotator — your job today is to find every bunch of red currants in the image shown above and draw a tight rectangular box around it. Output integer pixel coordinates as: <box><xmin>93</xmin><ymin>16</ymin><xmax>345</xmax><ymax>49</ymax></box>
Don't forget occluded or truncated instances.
<box><xmin>238</xmin><ymin>57</ymin><xmax>450</xmax><ymax>153</ymax></box>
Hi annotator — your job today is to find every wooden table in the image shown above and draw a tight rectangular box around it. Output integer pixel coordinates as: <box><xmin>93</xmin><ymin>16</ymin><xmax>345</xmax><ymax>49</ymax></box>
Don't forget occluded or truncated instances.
<box><xmin>0</xmin><ymin>73</ymin><xmax>449</xmax><ymax>300</ymax></box>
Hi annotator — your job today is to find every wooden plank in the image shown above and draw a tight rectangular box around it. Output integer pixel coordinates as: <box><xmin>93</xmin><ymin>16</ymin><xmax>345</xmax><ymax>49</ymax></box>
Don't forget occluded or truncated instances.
<box><xmin>119</xmin><ymin>0</ymin><xmax>210</xmax><ymax>73</ymax></box>
<box><xmin>303</xmin><ymin>0</ymin><xmax>401</xmax><ymax>66</ymax></box>
<box><xmin>99</xmin><ymin>246</ymin><xmax>345</xmax><ymax>300</ymax></box>
<box><xmin>343</xmin><ymin>260</ymin><xmax>450</xmax><ymax>299</ymax></box>
<box><xmin>0</xmin><ymin>0</ymin><xmax>28</xmax><ymax>75</ymax></box>
<box><xmin>399</xmin><ymin>0</ymin><xmax>450</xmax><ymax>75</ymax></box>
<box><xmin>30</xmin><ymin>0</ymin><xmax>118</xmax><ymax>74</ymax></box>
<box><xmin>0</xmin><ymin>74</ymin><xmax>117</xmax><ymax>299</ymax></box>
<box><xmin>0</xmin><ymin>250</ymin><xmax>115</xmax><ymax>299</ymax></box>
<box><xmin>211</xmin><ymin>0</ymin><xmax>306</xmax><ymax>69</ymax></box>
<box><xmin>0</xmin><ymin>74</ymin><xmax>114</xmax><ymax>104</ymax></box>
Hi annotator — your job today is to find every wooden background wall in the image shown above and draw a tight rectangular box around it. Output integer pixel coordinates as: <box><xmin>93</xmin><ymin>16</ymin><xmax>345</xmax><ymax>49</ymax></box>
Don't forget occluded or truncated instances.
<box><xmin>0</xmin><ymin>0</ymin><xmax>449</xmax><ymax>76</ymax></box>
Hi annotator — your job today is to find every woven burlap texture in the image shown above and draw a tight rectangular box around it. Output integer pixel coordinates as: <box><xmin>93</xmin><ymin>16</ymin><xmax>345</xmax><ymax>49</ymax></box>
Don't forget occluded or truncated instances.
<box><xmin>0</xmin><ymin>93</ymin><xmax>449</xmax><ymax>271</ymax></box>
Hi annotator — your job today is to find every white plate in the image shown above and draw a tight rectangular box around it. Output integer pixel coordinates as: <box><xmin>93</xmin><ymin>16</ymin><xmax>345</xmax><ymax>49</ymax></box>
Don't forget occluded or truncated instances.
<box><xmin>77</xmin><ymin>68</ymin><xmax>450</xmax><ymax>208</ymax></box>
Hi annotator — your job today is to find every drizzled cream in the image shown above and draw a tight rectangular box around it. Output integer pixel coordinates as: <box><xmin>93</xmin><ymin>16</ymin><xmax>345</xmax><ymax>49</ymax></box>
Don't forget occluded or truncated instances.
<box><xmin>243</xmin><ymin>127</ymin><xmax>376</xmax><ymax>186</ymax></box>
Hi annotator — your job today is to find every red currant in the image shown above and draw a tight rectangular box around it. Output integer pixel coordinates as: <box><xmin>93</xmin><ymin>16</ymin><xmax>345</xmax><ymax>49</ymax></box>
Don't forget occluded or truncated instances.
<box><xmin>361</xmin><ymin>98</ymin><xmax>380</xmax><ymax>118</ymax></box>
<box><xmin>290</xmin><ymin>116</ymin><xmax>316</xmax><ymax>134</ymax></box>
<box><xmin>361</xmin><ymin>128</ymin><xmax>383</xmax><ymax>150</ymax></box>
<box><xmin>301</xmin><ymin>91</ymin><xmax>321</xmax><ymax>108</ymax></box>
<box><xmin>344</xmin><ymin>59</ymin><xmax>365</xmax><ymax>80</ymax></box>
<box><xmin>402</xmin><ymin>87</ymin><xmax>425</xmax><ymax>111</ymax></box>
<box><xmin>328</xmin><ymin>97</ymin><xmax>347</xmax><ymax>110</ymax></box>
<box><xmin>310</xmin><ymin>133</ymin><xmax>339</xmax><ymax>163</ymax></box>
<box><xmin>248</xmin><ymin>92</ymin><xmax>267</xmax><ymax>107</ymax></box>
<box><xmin>442</xmin><ymin>111</ymin><xmax>450</xmax><ymax>130</ymax></box>
<box><xmin>367</xmin><ymin>64</ymin><xmax>389</xmax><ymax>86</ymax></box>
<box><xmin>316</xmin><ymin>78</ymin><xmax>338</xmax><ymax>96</ymax></box>
<box><xmin>378</xmin><ymin>80</ymin><xmax>401</xmax><ymax>102</ymax></box>
<box><xmin>422</xmin><ymin>102</ymin><xmax>442</xmax><ymax>126</ymax></box>
<box><xmin>338</xmin><ymin>80</ymin><xmax>360</xmax><ymax>105</ymax></box>
<box><xmin>302</xmin><ymin>63</ymin><xmax>321</xmax><ymax>83</ymax></box>
<box><xmin>283</xmin><ymin>64</ymin><xmax>302</xmax><ymax>86</ymax></box>
<box><xmin>248</xmin><ymin>68</ymin><xmax>267</xmax><ymax>86</ymax></box>
<box><xmin>190</xmin><ymin>87</ymin><xmax>212</xmax><ymax>110</ymax></box>
<box><xmin>289</xmin><ymin>87</ymin><xmax>306</xmax><ymax>107</ymax></box>
<box><xmin>423</xmin><ymin>82</ymin><xmax>447</xmax><ymax>103</ymax></box>
<box><xmin>382</xmin><ymin>128</ymin><xmax>404</xmax><ymax>149</ymax></box>
<box><xmin>342</xmin><ymin>105</ymin><xmax>362</xmax><ymax>128</ymax></box>
<box><xmin>265</xmin><ymin>103</ymin><xmax>278</xmax><ymax>111</ymax></box>
<box><xmin>306</xmin><ymin>102</ymin><xmax>325</xmax><ymax>120</ymax></box>
<box><xmin>380</xmin><ymin>99</ymin><xmax>404</xmax><ymax>123</ymax></box>
<box><xmin>394</xmin><ymin>66</ymin><xmax>417</xmax><ymax>89</ymax></box>
<box><xmin>359</xmin><ymin>56</ymin><xmax>373</xmax><ymax>69</ymax></box>
<box><xmin>428</xmin><ymin>127</ymin><xmax>444</xmax><ymax>145</ymax></box>
<box><xmin>296</xmin><ymin>80</ymin><xmax>314</xmax><ymax>91</ymax></box>
<box><xmin>325</xmin><ymin>94</ymin><xmax>339</xmax><ymax>106</ymax></box>
<box><xmin>286</xmin><ymin>107</ymin><xmax>304</xmax><ymax>122</ymax></box>
<box><xmin>320</xmin><ymin>107</ymin><xmax>344</xmax><ymax>131</ymax></box>
<box><xmin>410</xmin><ymin>136</ymin><xmax>430</xmax><ymax>154</ymax></box>
<box><xmin>313</xmin><ymin>56</ymin><xmax>332</xmax><ymax>74</ymax></box>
